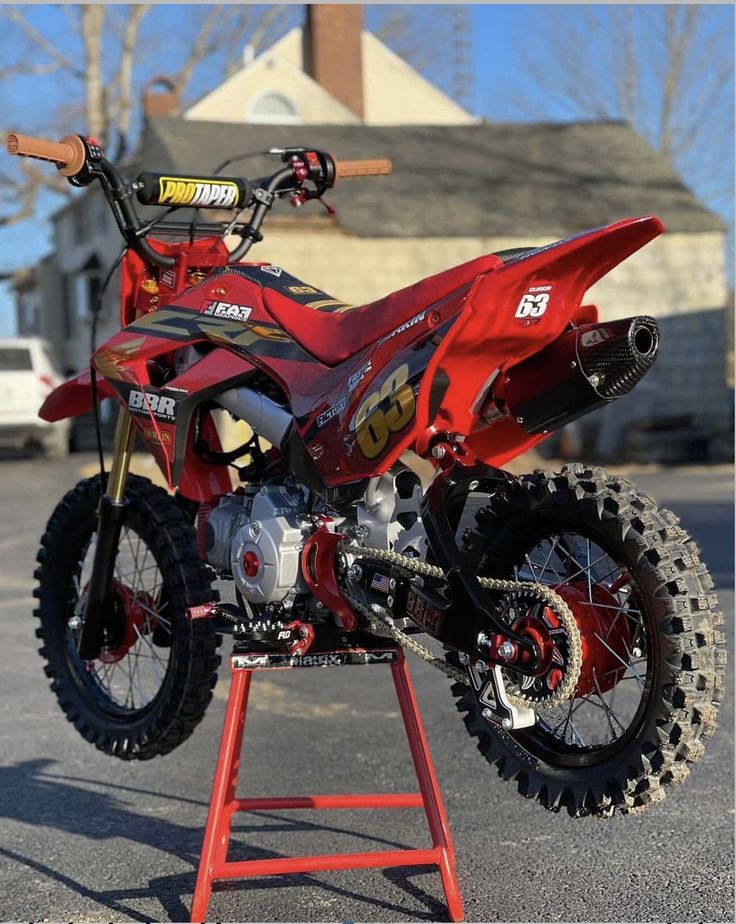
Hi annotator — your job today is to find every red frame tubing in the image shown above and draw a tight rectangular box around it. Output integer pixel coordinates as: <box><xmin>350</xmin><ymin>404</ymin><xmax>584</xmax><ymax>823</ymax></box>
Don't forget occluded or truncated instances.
<box><xmin>190</xmin><ymin>648</ymin><xmax>464</xmax><ymax>922</ymax></box>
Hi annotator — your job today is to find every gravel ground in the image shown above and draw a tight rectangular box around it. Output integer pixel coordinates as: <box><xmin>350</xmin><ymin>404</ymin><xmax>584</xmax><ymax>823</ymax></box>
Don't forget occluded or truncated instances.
<box><xmin>0</xmin><ymin>453</ymin><xmax>732</xmax><ymax>922</ymax></box>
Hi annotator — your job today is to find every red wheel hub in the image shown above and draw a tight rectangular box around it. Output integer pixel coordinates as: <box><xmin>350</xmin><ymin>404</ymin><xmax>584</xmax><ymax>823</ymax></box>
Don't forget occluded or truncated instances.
<box><xmin>507</xmin><ymin>606</ymin><xmax>566</xmax><ymax>691</ymax></box>
<box><xmin>98</xmin><ymin>580</ymin><xmax>158</xmax><ymax>664</ymax></box>
<box><xmin>552</xmin><ymin>581</ymin><xmax>633</xmax><ymax>697</ymax></box>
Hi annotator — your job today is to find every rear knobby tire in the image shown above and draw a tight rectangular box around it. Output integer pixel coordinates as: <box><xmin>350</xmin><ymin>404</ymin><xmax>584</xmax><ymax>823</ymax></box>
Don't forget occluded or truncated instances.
<box><xmin>454</xmin><ymin>464</ymin><xmax>726</xmax><ymax>817</ymax></box>
<box><xmin>34</xmin><ymin>475</ymin><xmax>221</xmax><ymax>759</ymax></box>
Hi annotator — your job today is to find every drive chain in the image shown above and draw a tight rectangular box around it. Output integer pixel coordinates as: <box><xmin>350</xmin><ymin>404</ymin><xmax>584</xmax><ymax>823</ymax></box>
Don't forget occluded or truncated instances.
<box><xmin>342</xmin><ymin>544</ymin><xmax>583</xmax><ymax>710</ymax></box>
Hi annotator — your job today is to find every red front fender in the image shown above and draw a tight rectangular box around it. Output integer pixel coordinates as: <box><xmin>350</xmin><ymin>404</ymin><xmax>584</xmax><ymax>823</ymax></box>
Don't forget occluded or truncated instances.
<box><xmin>39</xmin><ymin>367</ymin><xmax>116</xmax><ymax>422</ymax></box>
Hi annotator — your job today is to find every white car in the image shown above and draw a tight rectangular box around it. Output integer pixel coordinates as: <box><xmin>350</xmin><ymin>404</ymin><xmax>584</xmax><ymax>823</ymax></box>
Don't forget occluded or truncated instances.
<box><xmin>0</xmin><ymin>337</ymin><xmax>70</xmax><ymax>458</ymax></box>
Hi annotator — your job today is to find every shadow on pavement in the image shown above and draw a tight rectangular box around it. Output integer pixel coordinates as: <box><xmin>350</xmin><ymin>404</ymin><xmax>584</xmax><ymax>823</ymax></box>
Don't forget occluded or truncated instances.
<box><xmin>0</xmin><ymin>758</ymin><xmax>449</xmax><ymax>922</ymax></box>
<box><xmin>0</xmin><ymin>448</ymin><xmax>40</xmax><ymax>462</ymax></box>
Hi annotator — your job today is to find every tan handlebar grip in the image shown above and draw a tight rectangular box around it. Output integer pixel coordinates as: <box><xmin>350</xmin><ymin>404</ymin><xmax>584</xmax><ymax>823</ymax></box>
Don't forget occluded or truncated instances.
<box><xmin>6</xmin><ymin>132</ymin><xmax>86</xmax><ymax>177</ymax></box>
<box><xmin>333</xmin><ymin>158</ymin><xmax>392</xmax><ymax>181</ymax></box>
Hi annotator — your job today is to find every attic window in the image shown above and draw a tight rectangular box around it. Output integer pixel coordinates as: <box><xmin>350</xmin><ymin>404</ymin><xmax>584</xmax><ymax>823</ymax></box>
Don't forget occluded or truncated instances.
<box><xmin>249</xmin><ymin>92</ymin><xmax>300</xmax><ymax>124</ymax></box>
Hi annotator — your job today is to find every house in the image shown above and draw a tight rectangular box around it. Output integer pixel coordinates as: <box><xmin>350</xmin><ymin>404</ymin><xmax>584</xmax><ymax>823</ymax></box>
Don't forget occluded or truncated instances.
<box><xmin>12</xmin><ymin>254</ymin><xmax>68</xmax><ymax>366</ymax></box>
<box><xmin>16</xmin><ymin>4</ymin><xmax>731</xmax><ymax>460</ymax></box>
<box><xmin>181</xmin><ymin>5</ymin><xmax>476</xmax><ymax>127</ymax></box>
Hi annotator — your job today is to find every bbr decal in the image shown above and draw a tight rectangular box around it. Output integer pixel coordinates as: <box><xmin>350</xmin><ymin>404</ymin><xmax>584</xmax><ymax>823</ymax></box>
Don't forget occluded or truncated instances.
<box><xmin>128</xmin><ymin>389</ymin><xmax>177</xmax><ymax>421</ymax></box>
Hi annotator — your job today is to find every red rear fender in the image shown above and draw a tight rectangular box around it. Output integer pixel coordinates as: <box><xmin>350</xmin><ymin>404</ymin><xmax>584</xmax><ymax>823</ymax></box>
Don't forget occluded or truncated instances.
<box><xmin>416</xmin><ymin>216</ymin><xmax>665</xmax><ymax>454</ymax></box>
<box><xmin>39</xmin><ymin>368</ymin><xmax>116</xmax><ymax>422</ymax></box>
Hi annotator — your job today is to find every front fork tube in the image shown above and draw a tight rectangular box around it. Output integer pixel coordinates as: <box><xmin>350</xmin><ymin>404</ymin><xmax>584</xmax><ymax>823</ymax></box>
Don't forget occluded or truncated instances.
<box><xmin>77</xmin><ymin>409</ymin><xmax>135</xmax><ymax>660</ymax></box>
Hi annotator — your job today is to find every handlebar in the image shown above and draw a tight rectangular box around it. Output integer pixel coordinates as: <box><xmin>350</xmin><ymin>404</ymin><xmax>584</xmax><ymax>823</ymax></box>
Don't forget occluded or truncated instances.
<box><xmin>6</xmin><ymin>132</ymin><xmax>87</xmax><ymax>177</ymax></box>
<box><xmin>5</xmin><ymin>132</ymin><xmax>392</xmax><ymax>268</ymax></box>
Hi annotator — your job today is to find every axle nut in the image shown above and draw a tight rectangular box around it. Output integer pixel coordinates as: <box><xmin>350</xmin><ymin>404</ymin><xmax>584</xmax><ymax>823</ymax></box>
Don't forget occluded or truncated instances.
<box><xmin>498</xmin><ymin>640</ymin><xmax>516</xmax><ymax>660</ymax></box>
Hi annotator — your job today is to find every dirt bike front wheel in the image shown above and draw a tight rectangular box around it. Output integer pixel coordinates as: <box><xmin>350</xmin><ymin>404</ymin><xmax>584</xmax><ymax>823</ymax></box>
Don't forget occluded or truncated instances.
<box><xmin>453</xmin><ymin>464</ymin><xmax>725</xmax><ymax>817</ymax></box>
<box><xmin>34</xmin><ymin>475</ymin><xmax>221</xmax><ymax>759</ymax></box>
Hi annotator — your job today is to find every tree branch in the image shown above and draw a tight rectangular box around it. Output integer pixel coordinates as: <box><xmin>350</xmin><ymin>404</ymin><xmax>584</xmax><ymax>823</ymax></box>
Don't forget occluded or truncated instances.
<box><xmin>111</xmin><ymin>4</ymin><xmax>151</xmax><ymax>161</ymax></box>
<box><xmin>174</xmin><ymin>5</ymin><xmax>224</xmax><ymax>95</ymax></box>
<box><xmin>81</xmin><ymin>5</ymin><xmax>106</xmax><ymax>141</ymax></box>
<box><xmin>3</xmin><ymin>6</ymin><xmax>85</xmax><ymax>79</ymax></box>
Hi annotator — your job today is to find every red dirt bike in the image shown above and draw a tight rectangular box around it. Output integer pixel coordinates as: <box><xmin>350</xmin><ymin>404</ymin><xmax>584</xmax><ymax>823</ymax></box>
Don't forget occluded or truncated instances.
<box><xmin>9</xmin><ymin>131</ymin><xmax>724</xmax><ymax>817</ymax></box>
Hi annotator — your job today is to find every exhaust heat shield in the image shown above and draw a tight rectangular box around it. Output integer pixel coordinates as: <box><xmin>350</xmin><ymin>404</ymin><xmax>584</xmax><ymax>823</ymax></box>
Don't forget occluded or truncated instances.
<box><xmin>496</xmin><ymin>316</ymin><xmax>659</xmax><ymax>435</ymax></box>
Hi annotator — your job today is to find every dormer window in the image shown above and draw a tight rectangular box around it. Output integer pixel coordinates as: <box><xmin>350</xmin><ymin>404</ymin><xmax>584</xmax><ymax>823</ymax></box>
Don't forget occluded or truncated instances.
<box><xmin>248</xmin><ymin>92</ymin><xmax>300</xmax><ymax>124</ymax></box>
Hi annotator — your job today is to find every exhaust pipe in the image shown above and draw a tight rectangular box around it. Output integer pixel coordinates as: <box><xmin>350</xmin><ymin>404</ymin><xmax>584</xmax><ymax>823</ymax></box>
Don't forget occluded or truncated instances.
<box><xmin>491</xmin><ymin>316</ymin><xmax>660</xmax><ymax>435</ymax></box>
<box><xmin>216</xmin><ymin>386</ymin><xmax>292</xmax><ymax>446</ymax></box>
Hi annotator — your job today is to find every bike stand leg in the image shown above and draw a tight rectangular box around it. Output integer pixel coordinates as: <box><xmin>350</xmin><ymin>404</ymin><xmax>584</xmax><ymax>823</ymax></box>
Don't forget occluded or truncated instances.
<box><xmin>391</xmin><ymin>653</ymin><xmax>464</xmax><ymax>922</ymax></box>
<box><xmin>190</xmin><ymin>641</ymin><xmax>464</xmax><ymax>922</ymax></box>
<box><xmin>191</xmin><ymin>669</ymin><xmax>252</xmax><ymax>922</ymax></box>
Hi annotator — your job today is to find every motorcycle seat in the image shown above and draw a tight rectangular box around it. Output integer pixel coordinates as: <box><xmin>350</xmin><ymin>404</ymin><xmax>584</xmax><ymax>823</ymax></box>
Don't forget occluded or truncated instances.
<box><xmin>258</xmin><ymin>254</ymin><xmax>501</xmax><ymax>366</ymax></box>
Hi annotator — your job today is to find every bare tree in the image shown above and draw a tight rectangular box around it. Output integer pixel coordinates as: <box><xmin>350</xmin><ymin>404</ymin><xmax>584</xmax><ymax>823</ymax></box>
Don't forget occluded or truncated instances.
<box><xmin>0</xmin><ymin>3</ymin><xmax>294</xmax><ymax>227</ymax></box>
<box><xmin>0</xmin><ymin>3</ymin><xmax>468</xmax><ymax>232</ymax></box>
<box><xmin>496</xmin><ymin>5</ymin><xmax>733</xmax><ymax>217</ymax></box>
<box><xmin>368</xmin><ymin>4</ymin><xmax>471</xmax><ymax>106</ymax></box>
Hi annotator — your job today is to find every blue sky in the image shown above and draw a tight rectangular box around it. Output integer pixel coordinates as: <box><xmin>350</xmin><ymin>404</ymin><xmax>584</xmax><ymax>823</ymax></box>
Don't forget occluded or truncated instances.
<box><xmin>0</xmin><ymin>3</ymin><xmax>733</xmax><ymax>336</ymax></box>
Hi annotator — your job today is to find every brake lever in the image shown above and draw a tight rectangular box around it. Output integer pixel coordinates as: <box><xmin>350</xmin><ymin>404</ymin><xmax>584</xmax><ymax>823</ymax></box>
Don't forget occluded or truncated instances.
<box><xmin>289</xmin><ymin>188</ymin><xmax>336</xmax><ymax>215</ymax></box>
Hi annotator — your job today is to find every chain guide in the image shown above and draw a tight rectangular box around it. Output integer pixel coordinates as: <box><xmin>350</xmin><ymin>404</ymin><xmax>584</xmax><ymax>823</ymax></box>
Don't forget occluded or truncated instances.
<box><xmin>341</xmin><ymin>543</ymin><xmax>582</xmax><ymax>710</ymax></box>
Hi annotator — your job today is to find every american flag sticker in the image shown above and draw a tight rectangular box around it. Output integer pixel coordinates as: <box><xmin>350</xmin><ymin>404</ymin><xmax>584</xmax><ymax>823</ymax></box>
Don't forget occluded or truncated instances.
<box><xmin>370</xmin><ymin>572</ymin><xmax>392</xmax><ymax>594</ymax></box>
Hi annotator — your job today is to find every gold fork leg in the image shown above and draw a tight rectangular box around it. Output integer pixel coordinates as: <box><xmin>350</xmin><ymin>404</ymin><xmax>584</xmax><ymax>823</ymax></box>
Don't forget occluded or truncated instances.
<box><xmin>106</xmin><ymin>407</ymin><xmax>135</xmax><ymax>503</ymax></box>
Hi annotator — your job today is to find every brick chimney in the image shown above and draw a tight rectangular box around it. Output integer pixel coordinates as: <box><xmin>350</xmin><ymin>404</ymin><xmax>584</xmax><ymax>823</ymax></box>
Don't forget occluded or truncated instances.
<box><xmin>142</xmin><ymin>76</ymin><xmax>181</xmax><ymax>119</ymax></box>
<box><xmin>304</xmin><ymin>5</ymin><xmax>364</xmax><ymax>119</ymax></box>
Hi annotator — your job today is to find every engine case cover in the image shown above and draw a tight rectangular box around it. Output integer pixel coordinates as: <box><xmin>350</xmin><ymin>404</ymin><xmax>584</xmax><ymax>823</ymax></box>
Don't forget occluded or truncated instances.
<box><xmin>230</xmin><ymin>485</ymin><xmax>312</xmax><ymax>604</ymax></box>
<box><xmin>204</xmin><ymin>494</ymin><xmax>253</xmax><ymax>573</ymax></box>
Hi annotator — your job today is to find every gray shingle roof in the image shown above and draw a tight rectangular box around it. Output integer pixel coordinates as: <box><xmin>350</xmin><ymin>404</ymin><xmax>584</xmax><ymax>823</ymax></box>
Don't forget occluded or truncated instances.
<box><xmin>141</xmin><ymin>118</ymin><xmax>724</xmax><ymax>238</ymax></box>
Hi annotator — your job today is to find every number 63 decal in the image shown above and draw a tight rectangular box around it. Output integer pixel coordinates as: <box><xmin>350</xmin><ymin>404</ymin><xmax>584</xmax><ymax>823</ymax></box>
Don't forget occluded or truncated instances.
<box><xmin>355</xmin><ymin>363</ymin><xmax>415</xmax><ymax>459</ymax></box>
<box><xmin>515</xmin><ymin>291</ymin><xmax>550</xmax><ymax>319</ymax></box>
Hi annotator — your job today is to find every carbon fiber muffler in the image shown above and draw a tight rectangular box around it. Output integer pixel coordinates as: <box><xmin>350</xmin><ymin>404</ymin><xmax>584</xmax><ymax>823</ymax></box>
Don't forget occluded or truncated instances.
<box><xmin>491</xmin><ymin>316</ymin><xmax>660</xmax><ymax>434</ymax></box>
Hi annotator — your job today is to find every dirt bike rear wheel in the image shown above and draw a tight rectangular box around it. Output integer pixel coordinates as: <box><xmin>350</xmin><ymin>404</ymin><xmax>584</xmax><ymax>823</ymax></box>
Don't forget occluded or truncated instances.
<box><xmin>34</xmin><ymin>475</ymin><xmax>221</xmax><ymax>759</ymax></box>
<box><xmin>453</xmin><ymin>464</ymin><xmax>725</xmax><ymax>817</ymax></box>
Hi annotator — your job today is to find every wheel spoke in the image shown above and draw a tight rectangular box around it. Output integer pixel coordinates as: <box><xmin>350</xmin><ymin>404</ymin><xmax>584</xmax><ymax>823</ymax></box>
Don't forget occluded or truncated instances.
<box><xmin>133</xmin><ymin>623</ymin><xmax>165</xmax><ymax>685</ymax></box>
<box><xmin>71</xmin><ymin>522</ymin><xmax>172</xmax><ymax>713</ymax></box>
<box><xmin>592</xmin><ymin>669</ymin><xmax>626</xmax><ymax>740</ymax></box>
<box><xmin>593</xmin><ymin>632</ymin><xmax>645</xmax><ymax>688</ymax></box>
<box><xmin>536</xmin><ymin>537</ymin><xmax>564</xmax><ymax>583</ymax></box>
<box><xmin>489</xmin><ymin>527</ymin><xmax>651</xmax><ymax>756</ymax></box>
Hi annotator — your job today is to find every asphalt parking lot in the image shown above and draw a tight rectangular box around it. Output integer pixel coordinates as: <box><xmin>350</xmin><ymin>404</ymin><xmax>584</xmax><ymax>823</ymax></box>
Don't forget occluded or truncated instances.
<box><xmin>0</xmin><ymin>452</ymin><xmax>733</xmax><ymax>922</ymax></box>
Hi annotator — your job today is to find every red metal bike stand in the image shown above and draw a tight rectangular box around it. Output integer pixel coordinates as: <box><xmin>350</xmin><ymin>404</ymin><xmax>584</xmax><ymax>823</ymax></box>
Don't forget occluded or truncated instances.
<box><xmin>190</xmin><ymin>638</ymin><xmax>464</xmax><ymax>922</ymax></box>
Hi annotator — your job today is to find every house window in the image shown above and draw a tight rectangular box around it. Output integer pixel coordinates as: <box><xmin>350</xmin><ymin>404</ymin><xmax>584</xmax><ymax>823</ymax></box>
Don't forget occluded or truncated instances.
<box><xmin>74</xmin><ymin>271</ymin><xmax>102</xmax><ymax>321</ymax></box>
<box><xmin>71</xmin><ymin>205</ymin><xmax>90</xmax><ymax>244</ymax></box>
<box><xmin>248</xmin><ymin>92</ymin><xmax>300</xmax><ymax>124</ymax></box>
<box><xmin>61</xmin><ymin>274</ymin><xmax>73</xmax><ymax>339</ymax></box>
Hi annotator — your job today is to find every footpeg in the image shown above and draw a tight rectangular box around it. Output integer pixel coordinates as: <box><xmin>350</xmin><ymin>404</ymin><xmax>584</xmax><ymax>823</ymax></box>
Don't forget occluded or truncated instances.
<box><xmin>233</xmin><ymin>616</ymin><xmax>315</xmax><ymax>656</ymax></box>
<box><xmin>469</xmin><ymin>663</ymin><xmax>536</xmax><ymax>730</ymax></box>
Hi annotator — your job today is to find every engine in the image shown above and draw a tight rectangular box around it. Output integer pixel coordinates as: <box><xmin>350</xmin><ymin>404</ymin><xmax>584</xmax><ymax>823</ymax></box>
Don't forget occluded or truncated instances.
<box><xmin>200</xmin><ymin>464</ymin><xmax>426</xmax><ymax>614</ymax></box>
<box><xmin>203</xmin><ymin>484</ymin><xmax>316</xmax><ymax>606</ymax></box>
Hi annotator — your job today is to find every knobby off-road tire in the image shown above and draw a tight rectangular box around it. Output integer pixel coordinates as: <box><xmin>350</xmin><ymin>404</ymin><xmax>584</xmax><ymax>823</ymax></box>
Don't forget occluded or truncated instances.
<box><xmin>34</xmin><ymin>475</ymin><xmax>221</xmax><ymax>759</ymax></box>
<box><xmin>453</xmin><ymin>464</ymin><xmax>726</xmax><ymax>817</ymax></box>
